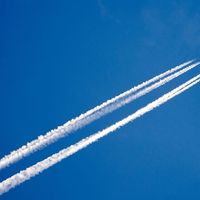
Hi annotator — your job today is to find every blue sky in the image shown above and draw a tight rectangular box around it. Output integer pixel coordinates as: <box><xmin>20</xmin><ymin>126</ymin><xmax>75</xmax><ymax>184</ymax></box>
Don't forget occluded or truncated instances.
<box><xmin>0</xmin><ymin>0</ymin><xmax>200</xmax><ymax>199</ymax></box>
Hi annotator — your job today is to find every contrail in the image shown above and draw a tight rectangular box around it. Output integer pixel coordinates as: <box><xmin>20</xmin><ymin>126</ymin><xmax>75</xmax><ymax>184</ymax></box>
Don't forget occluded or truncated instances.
<box><xmin>0</xmin><ymin>60</ymin><xmax>198</xmax><ymax>170</ymax></box>
<box><xmin>0</xmin><ymin>74</ymin><xmax>199</xmax><ymax>195</ymax></box>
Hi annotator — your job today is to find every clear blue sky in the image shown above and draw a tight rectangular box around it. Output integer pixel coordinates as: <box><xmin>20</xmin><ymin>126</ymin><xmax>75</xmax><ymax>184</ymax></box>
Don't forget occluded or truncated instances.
<box><xmin>0</xmin><ymin>1</ymin><xmax>200</xmax><ymax>199</ymax></box>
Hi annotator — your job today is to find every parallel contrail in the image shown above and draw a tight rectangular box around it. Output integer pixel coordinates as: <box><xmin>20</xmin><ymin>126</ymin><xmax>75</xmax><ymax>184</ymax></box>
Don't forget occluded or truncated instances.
<box><xmin>0</xmin><ymin>74</ymin><xmax>199</xmax><ymax>195</ymax></box>
<box><xmin>0</xmin><ymin>60</ymin><xmax>198</xmax><ymax>170</ymax></box>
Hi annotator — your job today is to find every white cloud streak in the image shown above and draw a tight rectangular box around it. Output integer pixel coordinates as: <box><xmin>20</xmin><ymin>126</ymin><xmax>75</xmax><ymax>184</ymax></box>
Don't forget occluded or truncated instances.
<box><xmin>0</xmin><ymin>60</ymin><xmax>198</xmax><ymax>170</ymax></box>
<box><xmin>0</xmin><ymin>74</ymin><xmax>199</xmax><ymax>195</ymax></box>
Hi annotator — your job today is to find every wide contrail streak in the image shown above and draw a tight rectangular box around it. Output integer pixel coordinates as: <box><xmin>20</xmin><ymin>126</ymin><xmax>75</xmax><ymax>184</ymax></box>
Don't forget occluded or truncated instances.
<box><xmin>0</xmin><ymin>60</ymin><xmax>198</xmax><ymax>170</ymax></box>
<box><xmin>0</xmin><ymin>74</ymin><xmax>199</xmax><ymax>195</ymax></box>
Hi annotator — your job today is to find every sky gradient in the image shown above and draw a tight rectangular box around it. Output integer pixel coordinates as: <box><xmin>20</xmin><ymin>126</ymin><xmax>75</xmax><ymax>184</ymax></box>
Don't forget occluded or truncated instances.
<box><xmin>1</xmin><ymin>1</ymin><xmax>200</xmax><ymax>199</ymax></box>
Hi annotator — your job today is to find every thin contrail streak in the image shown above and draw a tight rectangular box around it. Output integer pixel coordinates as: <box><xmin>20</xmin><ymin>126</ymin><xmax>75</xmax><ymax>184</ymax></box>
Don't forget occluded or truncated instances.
<box><xmin>0</xmin><ymin>74</ymin><xmax>199</xmax><ymax>195</ymax></box>
<box><xmin>0</xmin><ymin>60</ymin><xmax>198</xmax><ymax>170</ymax></box>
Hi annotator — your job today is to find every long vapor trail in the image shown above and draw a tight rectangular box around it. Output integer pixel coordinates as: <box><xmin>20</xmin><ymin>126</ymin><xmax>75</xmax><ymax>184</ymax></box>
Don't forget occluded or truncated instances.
<box><xmin>0</xmin><ymin>74</ymin><xmax>199</xmax><ymax>195</ymax></box>
<box><xmin>0</xmin><ymin>60</ymin><xmax>199</xmax><ymax>170</ymax></box>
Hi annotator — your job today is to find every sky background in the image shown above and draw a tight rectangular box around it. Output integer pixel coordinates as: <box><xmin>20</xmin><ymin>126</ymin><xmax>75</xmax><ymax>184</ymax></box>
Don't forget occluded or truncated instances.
<box><xmin>0</xmin><ymin>0</ymin><xmax>200</xmax><ymax>199</ymax></box>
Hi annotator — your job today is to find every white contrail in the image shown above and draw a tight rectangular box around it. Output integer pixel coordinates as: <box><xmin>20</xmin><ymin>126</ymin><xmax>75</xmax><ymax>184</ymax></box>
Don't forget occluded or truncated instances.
<box><xmin>0</xmin><ymin>74</ymin><xmax>199</xmax><ymax>195</ymax></box>
<box><xmin>0</xmin><ymin>60</ymin><xmax>198</xmax><ymax>170</ymax></box>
